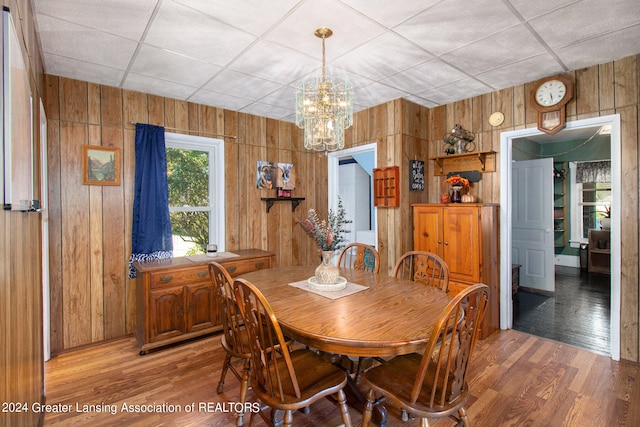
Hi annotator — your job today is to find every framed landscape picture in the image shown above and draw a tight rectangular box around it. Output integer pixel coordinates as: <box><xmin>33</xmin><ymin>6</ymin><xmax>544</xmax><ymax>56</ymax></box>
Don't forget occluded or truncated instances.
<box><xmin>82</xmin><ymin>145</ymin><xmax>121</xmax><ymax>186</ymax></box>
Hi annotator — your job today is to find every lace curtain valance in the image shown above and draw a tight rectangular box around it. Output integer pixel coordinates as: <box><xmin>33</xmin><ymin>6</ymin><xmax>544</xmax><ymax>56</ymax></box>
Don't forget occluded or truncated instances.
<box><xmin>575</xmin><ymin>160</ymin><xmax>610</xmax><ymax>183</ymax></box>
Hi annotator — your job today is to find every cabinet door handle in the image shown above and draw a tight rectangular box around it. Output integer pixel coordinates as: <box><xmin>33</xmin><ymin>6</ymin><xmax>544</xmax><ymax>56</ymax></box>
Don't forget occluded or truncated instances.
<box><xmin>160</xmin><ymin>275</ymin><xmax>173</xmax><ymax>283</ymax></box>
<box><xmin>444</xmin><ymin>242</ymin><xmax>449</xmax><ymax>245</ymax></box>
<box><xmin>255</xmin><ymin>262</ymin><xmax>265</xmax><ymax>269</ymax></box>
<box><xmin>438</xmin><ymin>240</ymin><xmax>442</xmax><ymax>244</ymax></box>
<box><xmin>227</xmin><ymin>266</ymin><xmax>237</xmax><ymax>273</ymax></box>
<box><xmin>198</xmin><ymin>271</ymin><xmax>208</xmax><ymax>277</ymax></box>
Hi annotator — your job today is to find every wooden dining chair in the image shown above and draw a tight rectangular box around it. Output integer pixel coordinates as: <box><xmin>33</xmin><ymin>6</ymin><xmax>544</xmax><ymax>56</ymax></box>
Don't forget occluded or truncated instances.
<box><xmin>360</xmin><ymin>283</ymin><xmax>489</xmax><ymax>427</ymax></box>
<box><xmin>338</xmin><ymin>242</ymin><xmax>380</xmax><ymax>273</ymax></box>
<box><xmin>392</xmin><ymin>251</ymin><xmax>450</xmax><ymax>292</ymax></box>
<box><xmin>208</xmin><ymin>261</ymin><xmax>251</xmax><ymax>426</ymax></box>
<box><xmin>233</xmin><ymin>278</ymin><xmax>353</xmax><ymax>427</ymax></box>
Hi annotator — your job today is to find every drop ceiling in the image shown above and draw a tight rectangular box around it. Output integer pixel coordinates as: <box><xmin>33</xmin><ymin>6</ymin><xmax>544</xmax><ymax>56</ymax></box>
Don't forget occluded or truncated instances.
<box><xmin>32</xmin><ymin>0</ymin><xmax>640</xmax><ymax>123</ymax></box>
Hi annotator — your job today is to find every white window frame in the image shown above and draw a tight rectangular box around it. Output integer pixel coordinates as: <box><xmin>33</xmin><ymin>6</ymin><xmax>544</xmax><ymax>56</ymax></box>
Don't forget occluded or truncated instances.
<box><xmin>165</xmin><ymin>132</ymin><xmax>225</xmax><ymax>252</ymax></box>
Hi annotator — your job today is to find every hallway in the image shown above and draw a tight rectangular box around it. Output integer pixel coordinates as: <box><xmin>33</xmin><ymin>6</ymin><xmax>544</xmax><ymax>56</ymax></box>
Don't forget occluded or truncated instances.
<box><xmin>513</xmin><ymin>267</ymin><xmax>611</xmax><ymax>355</ymax></box>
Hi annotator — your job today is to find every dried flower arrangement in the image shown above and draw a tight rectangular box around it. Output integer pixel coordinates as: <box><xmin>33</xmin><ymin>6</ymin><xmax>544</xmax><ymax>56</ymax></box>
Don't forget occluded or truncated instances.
<box><xmin>298</xmin><ymin>198</ymin><xmax>351</xmax><ymax>251</ymax></box>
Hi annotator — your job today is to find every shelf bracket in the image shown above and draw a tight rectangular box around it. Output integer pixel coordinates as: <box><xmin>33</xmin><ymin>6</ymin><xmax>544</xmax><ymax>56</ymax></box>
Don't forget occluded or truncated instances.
<box><xmin>261</xmin><ymin>197</ymin><xmax>305</xmax><ymax>213</ymax></box>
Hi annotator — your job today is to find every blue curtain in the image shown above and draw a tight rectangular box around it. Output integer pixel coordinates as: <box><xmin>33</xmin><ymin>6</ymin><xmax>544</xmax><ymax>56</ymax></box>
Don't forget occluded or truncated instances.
<box><xmin>128</xmin><ymin>124</ymin><xmax>173</xmax><ymax>278</ymax></box>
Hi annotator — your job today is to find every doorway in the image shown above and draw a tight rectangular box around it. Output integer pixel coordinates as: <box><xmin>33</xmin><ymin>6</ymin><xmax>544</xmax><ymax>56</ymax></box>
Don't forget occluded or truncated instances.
<box><xmin>327</xmin><ymin>143</ymin><xmax>378</xmax><ymax>249</ymax></box>
<box><xmin>500</xmin><ymin>115</ymin><xmax>621</xmax><ymax>361</ymax></box>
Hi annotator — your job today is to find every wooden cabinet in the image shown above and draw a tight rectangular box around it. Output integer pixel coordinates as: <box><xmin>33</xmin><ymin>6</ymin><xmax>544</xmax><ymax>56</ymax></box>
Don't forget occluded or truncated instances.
<box><xmin>413</xmin><ymin>204</ymin><xmax>499</xmax><ymax>339</ymax></box>
<box><xmin>588</xmin><ymin>229</ymin><xmax>610</xmax><ymax>274</ymax></box>
<box><xmin>134</xmin><ymin>249</ymin><xmax>274</xmax><ymax>354</ymax></box>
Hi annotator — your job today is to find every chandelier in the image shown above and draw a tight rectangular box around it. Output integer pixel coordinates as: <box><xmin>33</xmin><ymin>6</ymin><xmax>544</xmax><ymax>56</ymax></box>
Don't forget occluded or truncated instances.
<box><xmin>295</xmin><ymin>27</ymin><xmax>353</xmax><ymax>152</ymax></box>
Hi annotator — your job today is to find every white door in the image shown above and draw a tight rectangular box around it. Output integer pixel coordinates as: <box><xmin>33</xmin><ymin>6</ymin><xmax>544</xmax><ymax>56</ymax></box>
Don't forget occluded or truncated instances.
<box><xmin>512</xmin><ymin>158</ymin><xmax>555</xmax><ymax>293</ymax></box>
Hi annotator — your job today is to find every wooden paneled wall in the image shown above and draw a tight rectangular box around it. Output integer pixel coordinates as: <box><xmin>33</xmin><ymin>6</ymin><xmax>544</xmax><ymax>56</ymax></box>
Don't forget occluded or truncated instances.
<box><xmin>43</xmin><ymin>79</ymin><xmax>423</xmax><ymax>354</ymax></box>
<box><xmin>0</xmin><ymin>1</ymin><xmax>45</xmax><ymax>426</ymax></box>
<box><xmin>44</xmin><ymin>55</ymin><xmax>639</xmax><ymax>363</ymax></box>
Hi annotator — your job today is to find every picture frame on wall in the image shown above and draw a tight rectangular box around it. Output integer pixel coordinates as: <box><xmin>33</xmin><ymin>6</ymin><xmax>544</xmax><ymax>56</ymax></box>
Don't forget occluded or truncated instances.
<box><xmin>82</xmin><ymin>145</ymin><xmax>121</xmax><ymax>186</ymax></box>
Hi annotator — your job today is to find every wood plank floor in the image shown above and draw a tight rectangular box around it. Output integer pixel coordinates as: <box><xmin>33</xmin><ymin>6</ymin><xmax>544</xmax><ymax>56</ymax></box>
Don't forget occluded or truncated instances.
<box><xmin>513</xmin><ymin>269</ymin><xmax>611</xmax><ymax>355</ymax></box>
<box><xmin>43</xmin><ymin>329</ymin><xmax>639</xmax><ymax>426</ymax></box>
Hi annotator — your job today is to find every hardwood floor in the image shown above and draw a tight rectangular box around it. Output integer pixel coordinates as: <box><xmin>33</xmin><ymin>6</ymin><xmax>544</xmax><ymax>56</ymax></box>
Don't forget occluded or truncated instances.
<box><xmin>43</xmin><ymin>329</ymin><xmax>639</xmax><ymax>426</ymax></box>
<box><xmin>513</xmin><ymin>268</ymin><xmax>611</xmax><ymax>355</ymax></box>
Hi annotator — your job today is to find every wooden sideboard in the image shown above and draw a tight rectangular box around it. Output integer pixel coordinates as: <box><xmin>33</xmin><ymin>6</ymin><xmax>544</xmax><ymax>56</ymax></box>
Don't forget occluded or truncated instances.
<box><xmin>412</xmin><ymin>204</ymin><xmax>499</xmax><ymax>339</ymax></box>
<box><xmin>133</xmin><ymin>249</ymin><xmax>274</xmax><ymax>354</ymax></box>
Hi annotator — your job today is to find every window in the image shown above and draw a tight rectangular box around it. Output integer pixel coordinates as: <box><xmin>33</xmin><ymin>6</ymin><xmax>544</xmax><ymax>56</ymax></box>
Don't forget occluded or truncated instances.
<box><xmin>165</xmin><ymin>133</ymin><xmax>225</xmax><ymax>256</ymax></box>
<box><xmin>569</xmin><ymin>161</ymin><xmax>611</xmax><ymax>245</ymax></box>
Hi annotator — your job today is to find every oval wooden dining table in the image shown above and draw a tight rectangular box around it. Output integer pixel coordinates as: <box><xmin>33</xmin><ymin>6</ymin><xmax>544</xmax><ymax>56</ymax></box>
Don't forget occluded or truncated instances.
<box><xmin>238</xmin><ymin>265</ymin><xmax>452</xmax><ymax>425</ymax></box>
<box><xmin>239</xmin><ymin>265</ymin><xmax>452</xmax><ymax>357</ymax></box>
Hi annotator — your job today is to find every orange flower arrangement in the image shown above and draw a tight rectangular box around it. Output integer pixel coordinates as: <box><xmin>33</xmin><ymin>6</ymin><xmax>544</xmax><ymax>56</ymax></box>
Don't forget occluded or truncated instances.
<box><xmin>445</xmin><ymin>175</ymin><xmax>469</xmax><ymax>188</ymax></box>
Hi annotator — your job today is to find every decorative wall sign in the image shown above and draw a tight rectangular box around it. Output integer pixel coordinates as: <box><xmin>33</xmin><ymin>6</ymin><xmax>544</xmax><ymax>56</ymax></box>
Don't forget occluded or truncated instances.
<box><xmin>82</xmin><ymin>145</ymin><xmax>121</xmax><ymax>186</ymax></box>
<box><xmin>409</xmin><ymin>160</ymin><xmax>424</xmax><ymax>191</ymax></box>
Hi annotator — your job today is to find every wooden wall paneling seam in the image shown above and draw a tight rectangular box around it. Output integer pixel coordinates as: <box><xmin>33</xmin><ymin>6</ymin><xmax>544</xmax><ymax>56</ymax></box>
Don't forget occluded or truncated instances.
<box><xmin>87</xmin><ymin>126</ymin><xmax>105</xmax><ymax>343</ymax></box>
<box><xmin>598</xmin><ymin>62</ymin><xmax>616</xmax><ymax>112</ymax></box>
<box><xmin>102</xmin><ymin>126</ymin><xmax>126</xmax><ymax>339</ymax></box>
<box><xmin>47</xmin><ymin>117</ymin><xmax>64</xmax><ymax>354</ymax></box>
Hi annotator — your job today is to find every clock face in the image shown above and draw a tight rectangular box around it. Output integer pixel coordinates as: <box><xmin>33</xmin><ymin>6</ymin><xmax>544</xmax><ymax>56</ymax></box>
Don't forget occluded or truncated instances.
<box><xmin>535</xmin><ymin>79</ymin><xmax>567</xmax><ymax>107</ymax></box>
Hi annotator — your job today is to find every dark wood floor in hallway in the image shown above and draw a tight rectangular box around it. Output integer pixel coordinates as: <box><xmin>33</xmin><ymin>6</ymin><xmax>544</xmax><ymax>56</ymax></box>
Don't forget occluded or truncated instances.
<box><xmin>513</xmin><ymin>268</ymin><xmax>611</xmax><ymax>355</ymax></box>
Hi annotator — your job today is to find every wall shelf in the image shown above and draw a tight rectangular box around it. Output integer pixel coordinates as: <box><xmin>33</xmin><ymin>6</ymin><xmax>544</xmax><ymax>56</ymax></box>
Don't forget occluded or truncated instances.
<box><xmin>430</xmin><ymin>151</ymin><xmax>496</xmax><ymax>176</ymax></box>
<box><xmin>373</xmin><ymin>166</ymin><xmax>400</xmax><ymax>207</ymax></box>
<box><xmin>261</xmin><ymin>197</ymin><xmax>305</xmax><ymax>213</ymax></box>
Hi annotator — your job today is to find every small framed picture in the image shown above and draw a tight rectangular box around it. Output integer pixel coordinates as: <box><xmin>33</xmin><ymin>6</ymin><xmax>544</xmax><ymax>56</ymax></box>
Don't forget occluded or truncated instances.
<box><xmin>82</xmin><ymin>145</ymin><xmax>121</xmax><ymax>186</ymax></box>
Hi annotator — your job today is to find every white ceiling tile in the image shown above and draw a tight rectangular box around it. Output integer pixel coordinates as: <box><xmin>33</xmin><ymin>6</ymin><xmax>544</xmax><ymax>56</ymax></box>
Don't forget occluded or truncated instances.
<box><xmin>228</xmin><ymin>40</ymin><xmax>319</xmax><ymax>85</ymax></box>
<box><xmin>43</xmin><ymin>53</ymin><xmax>125</xmax><ymax>87</ymax></box>
<box><xmin>355</xmin><ymin>82</ymin><xmax>407</xmax><ymax>107</ymax></box>
<box><xmin>144</xmin><ymin>0</ymin><xmax>256</xmax><ymax>65</ymax></box>
<box><xmin>188</xmin><ymin>89</ymin><xmax>253</xmax><ymax>111</ymax></box>
<box><xmin>556</xmin><ymin>24</ymin><xmax>640</xmax><ymax>70</ymax></box>
<box><xmin>37</xmin><ymin>15</ymin><xmax>137</xmax><ymax>70</ymax></box>
<box><xmin>394</xmin><ymin>0</ymin><xmax>521</xmax><ymax>55</ymax></box>
<box><xmin>173</xmin><ymin>0</ymin><xmax>301</xmax><ymax>36</ymax></box>
<box><xmin>263</xmin><ymin>0</ymin><xmax>385</xmax><ymax>59</ymax></box>
<box><xmin>507</xmin><ymin>0</ymin><xmax>579</xmax><ymax>20</ymax></box>
<box><xmin>530</xmin><ymin>0</ymin><xmax>640</xmax><ymax>49</ymax></box>
<box><xmin>240</xmin><ymin>102</ymin><xmax>292</xmax><ymax>120</ymax></box>
<box><xmin>475</xmin><ymin>53</ymin><xmax>565</xmax><ymax>90</ymax></box>
<box><xmin>332</xmin><ymin>32</ymin><xmax>432</xmax><ymax>81</ymax></box>
<box><xmin>34</xmin><ymin>0</ymin><xmax>157</xmax><ymax>40</ymax></box>
<box><xmin>419</xmin><ymin>78</ymin><xmax>493</xmax><ymax>105</ymax></box>
<box><xmin>131</xmin><ymin>45</ymin><xmax>221</xmax><ymax>88</ymax></box>
<box><xmin>380</xmin><ymin>59</ymin><xmax>467</xmax><ymax>94</ymax></box>
<box><xmin>342</xmin><ymin>0</ymin><xmax>440</xmax><ymax>28</ymax></box>
<box><xmin>257</xmin><ymin>85</ymin><xmax>297</xmax><ymax>109</ymax></box>
<box><xmin>203</xmin><ymin>69</ymin><xmax>282</xmax><ymax>99</ymax></box>
<box><xmin>441</xmin><ymin>25</ymin><xmax>547</xmax><ymax>76</ymax></box>
<box><xmin>122</xmin><ymin>73</ymin><xmax>197</xmax><ymax>100</ymax></box>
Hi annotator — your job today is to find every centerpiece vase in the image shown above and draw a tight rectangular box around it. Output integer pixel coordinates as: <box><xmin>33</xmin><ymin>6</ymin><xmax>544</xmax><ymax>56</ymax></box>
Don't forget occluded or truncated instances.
<box><xmin>315</xmin><ymin>250</ymin><xmax>339</xmax><ymax>284</ymax></box>
<box><xmin>449</xmin><ymin>185</ymin><xmax>463</xmax><ymax>203</ymax></box>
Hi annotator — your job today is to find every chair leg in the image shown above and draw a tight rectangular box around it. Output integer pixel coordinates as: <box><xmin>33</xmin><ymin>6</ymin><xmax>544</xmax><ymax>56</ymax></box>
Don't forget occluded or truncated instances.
<box><xmin>458</xmin><ymin>407</ymin><xmax>470</xmax><ymax>427</ymax></box>
<box><xmin>217</xmin><ymin>353</ymin><xmax>232</xmax><ymax>393</ymax></box>
<box><xmin>335</xmin><ymin>388</ymin><xmax>352</xmax><ymax>427</ymax></box>
<box><xmin>361</xmin><ymin>389</ymin><xmax>375</xmax><ymax>427</ymax></box>
<box><xmin>236</xmin><ymin>359</ymin><xmax>250</xmax><ymax>426</ymax></box>
<box><xmin>284</xmin><ymin>409</ymin><xmax>294</xmax><ymax>427</ymax></box>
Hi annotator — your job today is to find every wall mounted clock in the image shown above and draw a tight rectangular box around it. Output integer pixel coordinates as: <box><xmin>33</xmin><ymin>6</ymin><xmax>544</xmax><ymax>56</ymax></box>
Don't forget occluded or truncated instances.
<box><xmin>530</xmin><ymin>75</ymin><xmax>573</xmax><ymax>135</ymax></box>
